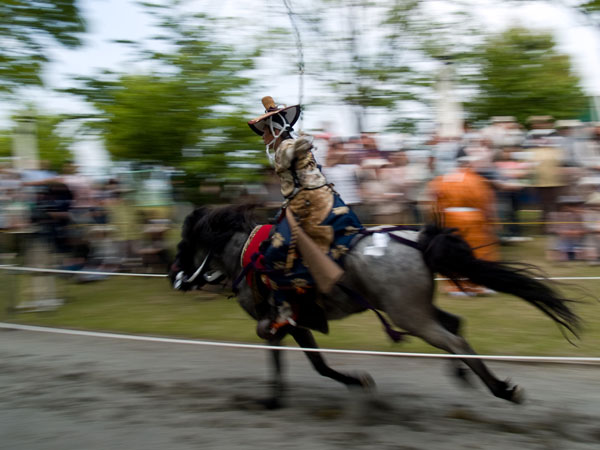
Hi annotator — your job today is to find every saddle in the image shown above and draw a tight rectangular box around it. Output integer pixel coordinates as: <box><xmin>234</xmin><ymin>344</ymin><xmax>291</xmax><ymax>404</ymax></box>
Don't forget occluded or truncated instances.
<box><xmin>239</xmin><ymin>224</ymin><xmax>329</xmax><ymax>334</ymax></box>
<box><xmin>236</xmin><ymin>224</ymin><xmax>415</xmax><ymax>341</ymax></box>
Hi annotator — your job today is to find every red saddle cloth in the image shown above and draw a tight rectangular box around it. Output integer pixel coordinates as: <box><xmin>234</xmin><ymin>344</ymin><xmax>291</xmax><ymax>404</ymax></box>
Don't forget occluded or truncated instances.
<box><xmin>241</xmin><ymin>225</ymin><xmax>273</xmax><ymax>285</ymax></box>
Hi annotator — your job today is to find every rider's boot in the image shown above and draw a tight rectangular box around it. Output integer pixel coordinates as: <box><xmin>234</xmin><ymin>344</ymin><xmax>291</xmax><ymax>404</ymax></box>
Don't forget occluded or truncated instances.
<box><xmin>256</xmin><ymin>300</ymin><xmax>297</xmax><ymax>339</ymax></box>
<box><xmin>271</xmin><ymin>301</ymin><xmax>297</xmax><ymax>330</ymax></box>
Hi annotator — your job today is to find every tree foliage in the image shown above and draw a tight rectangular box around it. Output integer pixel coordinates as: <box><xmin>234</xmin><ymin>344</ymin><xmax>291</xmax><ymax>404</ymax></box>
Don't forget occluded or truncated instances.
<box><xmin>465</xmin><ymin>27</ymin><xmax>587</xmax><ymax>124</ymax></box>
<box><xmin>35</xmin><ymin>115</ymin><xmax>75</xmax><ymax>171</ymax></box>
<box><xmin>292</xmin><ymin>1</ymin><xmax>421</xmax><ymax>133</ymax></box>
<box><xmin>65</xmin><ymin>3</ymin><xmax>262</xmax><ymax>185</ymax></box>
<box><xmin>0</xmin><ymin>0</ymin><xmax>86</xmax><ymax>93</ymax></box>
<box><xmin>70</xmin><ymin>75</ymin><xmax>202</xmax><ymax>165</ymax></box>
<box><xmin>0</xmin><ymin>113</ymin><xmax>73</xmax><ymax>170</ymax></box>
<box><xmin>275</xmin><ymin>0</ymin><xmax>481</xmax><ymax>134</ymax></box>
<box><xmin>580</xmin><ymin>0</ymin><xmax>600</xmax><ymax>13</ymax></box>
<box><xmin>287</xmin><ymin>2</ymin><xmax>592</xmax><ymax>133</ymax></box>
<box><xmin>579</xmin><ymin>0</ymin><xmax>600</xmax><ymax>26</ymax></box>
<box><xmin>0</xmin><ymin>133</ymin><xmax>10</xmax><ymax>159</ymax></box>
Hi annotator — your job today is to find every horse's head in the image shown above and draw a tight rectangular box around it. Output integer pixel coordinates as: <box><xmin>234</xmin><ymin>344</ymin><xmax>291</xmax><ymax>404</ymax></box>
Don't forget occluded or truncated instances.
<box><xmin>169</xmin><ymin>205</ymin><xmax>257</xmax><ymax>291</ymax></box>
<box><xmin>169</xmin><ymin>207</ymin><xmax>207</xmax><ymax>291</ymax></box>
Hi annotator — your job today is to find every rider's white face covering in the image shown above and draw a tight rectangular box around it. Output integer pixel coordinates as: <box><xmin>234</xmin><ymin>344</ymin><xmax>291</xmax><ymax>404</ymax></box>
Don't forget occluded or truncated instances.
<box><xmin>265</xmin><ymin>114</ymin><xmax>290</xmax><ymax>166</ymax></box>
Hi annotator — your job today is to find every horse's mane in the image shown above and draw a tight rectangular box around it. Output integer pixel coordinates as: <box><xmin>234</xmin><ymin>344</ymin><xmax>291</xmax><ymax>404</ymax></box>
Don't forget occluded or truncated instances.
<box><xmin>181</xmin><ymin>204</ymin><xmax>257</xmax><ymax>254</ymax></box>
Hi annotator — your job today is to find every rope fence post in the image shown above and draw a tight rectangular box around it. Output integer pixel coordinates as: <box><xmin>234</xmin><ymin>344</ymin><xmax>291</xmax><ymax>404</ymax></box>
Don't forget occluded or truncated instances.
<box><xmin>0</xmin><ymin>254</ymin><xmax>18</xmax><ymax>318</ymax></box>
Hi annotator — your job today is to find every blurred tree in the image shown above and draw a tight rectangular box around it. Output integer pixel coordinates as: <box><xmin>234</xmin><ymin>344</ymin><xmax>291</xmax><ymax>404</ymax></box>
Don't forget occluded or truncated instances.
<box><xmin>465</xmin><ymin>27</ymin><xmax>587</xmax><ymax>124</ymax></box>
<box><xmin>64</xmin><ymin>3</ymin><xmax>262</xmax><ymax>193</ymax></box>
<box><xmin>35</xmin><ymin>115</ymin><xmax>75</xmax><ymax>172</ymax></box>
<box><xmin>276</xmin><ymin>0</ymin><xmax>481</xmax><ymax>135</ymax></box>
<box><xmin>68</xmin><ymin>74</ymin><xmax>201</xmax><ymax>165</ymax></box>
<box><xmin>0</xmin><ymin>0</ymin><xmax>85</xmax><ymax>93</ymax></box>
<box><xmin>578</xmin><ymin>1</ymin><xmax>600</xmax><ymax>26</ymax></box>
<box><xmin>299</xmin><ymin>0</ymin><xmax>423</xmax><ymax>133</ymax></box>
<box><xmin>0</xmin><ymin>113</ymin><xmax>73</xmax><ymax>170</ymax></box>
<box><xmin>0</xmin><ymin>133</ymin><xmax>10</xmax><ymax>158</ymax></box>
<box><xmin>581</xmin><ymin>0</ymin><xmax>600</xmax><ymax>10</ymax></box>
<box><xmin>381</xmin><ymin>0</ymin><xmax>481</xmax><ymax>134</ymax></box>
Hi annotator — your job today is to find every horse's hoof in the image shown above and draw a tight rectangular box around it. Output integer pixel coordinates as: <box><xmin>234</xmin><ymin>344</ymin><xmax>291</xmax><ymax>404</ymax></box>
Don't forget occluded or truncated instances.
<box><xmin>509</xmin><ymin>385</ymin><xmax>525</xmax><ymax>404</ymax></box>
<box><xmin>354</xmin><ymin>373</ymin><xmax>376</xmax><ymax>392</ymax></box>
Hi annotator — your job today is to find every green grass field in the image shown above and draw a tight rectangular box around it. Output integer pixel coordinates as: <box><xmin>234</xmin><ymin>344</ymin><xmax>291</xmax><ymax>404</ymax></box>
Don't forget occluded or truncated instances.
<box><xmin>2</xmin><ymin>235</ymin><xmax>599</xmax><ymax>357</ymax></box>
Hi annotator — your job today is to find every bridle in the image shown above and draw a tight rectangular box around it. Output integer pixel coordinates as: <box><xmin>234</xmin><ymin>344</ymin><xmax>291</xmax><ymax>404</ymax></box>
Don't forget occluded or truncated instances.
<box><xmin>172</xmin><ymin>250</ymin><xmax>225</xmax><ymax>291</ymax></box>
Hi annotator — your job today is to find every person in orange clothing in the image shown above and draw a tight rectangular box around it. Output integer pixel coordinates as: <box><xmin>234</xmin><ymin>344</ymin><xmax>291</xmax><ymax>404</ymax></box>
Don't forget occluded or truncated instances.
<box><xmin>426</xmin><ymin>155</ymin><xmax>499</xmax><ymax>295</ymax></box>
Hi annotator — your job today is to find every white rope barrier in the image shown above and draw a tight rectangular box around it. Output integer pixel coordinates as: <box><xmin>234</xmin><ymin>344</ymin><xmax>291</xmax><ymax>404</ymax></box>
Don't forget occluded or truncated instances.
<box><xmin>2</xmin><ymin>264</ymin><xmax>600</xmax><ymax>281</ymax></box>
<box><xmin>0</xmin><ymin>265</ymin><xmax>166</xmax><ymax>278</ymax></box>
<box><xmin>1</xmin><ymin>264</ymin><xmax>598</xmax><ymax>364</ymax></box>
<box><xmin>0</xmin><ymin>322</ymin><xmax>598</xmax><ymax>365</ymax></box>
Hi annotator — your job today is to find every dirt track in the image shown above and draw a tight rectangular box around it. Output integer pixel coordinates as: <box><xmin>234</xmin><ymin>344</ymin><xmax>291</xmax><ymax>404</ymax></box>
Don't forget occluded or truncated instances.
<box><xmin>1</xmin><ymin>328</ymin><xmax>599</xmax><ymax>450</ymax></box>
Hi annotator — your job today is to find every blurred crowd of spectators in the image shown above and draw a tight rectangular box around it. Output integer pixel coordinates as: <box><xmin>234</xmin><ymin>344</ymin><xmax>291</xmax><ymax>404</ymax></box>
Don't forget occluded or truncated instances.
<box><xmin>301</xmin><ymin>116</ymin><xmax>600</xmax><ymax>264</ymax></box>
<box><xmin>0</xmin><ymin>161</ymin><xmax>173</xmax><ymax>288</ymax></box>
<box><xmin>3</xmin><ymin>115</ymin><xmax>600</xmax><ymax>309</ymax></box>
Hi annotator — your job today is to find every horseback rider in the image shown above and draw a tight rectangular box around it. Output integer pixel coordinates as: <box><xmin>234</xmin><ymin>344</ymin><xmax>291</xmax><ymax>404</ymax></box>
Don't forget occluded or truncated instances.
<box><xmin>248</xmin><ymin>96</ymin><xmax>363</xmax><ymax>335</ymax></box>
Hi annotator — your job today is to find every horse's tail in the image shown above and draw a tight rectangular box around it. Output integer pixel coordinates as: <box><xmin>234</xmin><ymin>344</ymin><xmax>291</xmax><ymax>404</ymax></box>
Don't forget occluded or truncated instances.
<box><xmin>418</xmin><ymin>224</ymin><xmax>581</xmax><ymax>338</ymax></box>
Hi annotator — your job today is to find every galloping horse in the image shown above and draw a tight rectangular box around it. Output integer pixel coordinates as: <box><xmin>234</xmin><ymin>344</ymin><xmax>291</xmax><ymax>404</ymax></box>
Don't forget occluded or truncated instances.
<box><xmin>170</xmin><ymin>204</ymin><xmax>580</xmax><ymax>408</ymax></box>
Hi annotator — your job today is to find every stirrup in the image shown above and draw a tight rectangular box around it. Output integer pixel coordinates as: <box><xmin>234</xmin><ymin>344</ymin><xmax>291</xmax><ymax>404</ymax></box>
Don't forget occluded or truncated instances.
<box><xmin>255</xmin><ymin>302</ymin><xmax>297</xmax><ymax>340</ymax></box>
<box><xmin>269</xmin><ymin>302</ymin><xmax>297</xmax><ymax>334</ymax></box>
<box><xmin>271</xmin><ymin>316</ymin><xmax>297</xmax><ymax>332</ymax></box>
<box><xmin>271</xmin><ymin>302</ymin><xmax>297</xmax><ymax>331</ymax></box>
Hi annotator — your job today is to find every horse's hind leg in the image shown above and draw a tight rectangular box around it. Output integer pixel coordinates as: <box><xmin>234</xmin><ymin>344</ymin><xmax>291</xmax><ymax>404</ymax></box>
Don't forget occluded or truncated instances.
<box><xmin>415</xmin><ymin>321</ymin><xmax>524</xmax><ymax>403</ymax></box>
<box><xmin>289</xmin><ymin>327</ymin><xmax>375</xmax><ymax>390</ymax></box>
<box><xmin>434</xmin><ymin>308</ymin><xmax>473</xmax><ymax>386</ymax></box>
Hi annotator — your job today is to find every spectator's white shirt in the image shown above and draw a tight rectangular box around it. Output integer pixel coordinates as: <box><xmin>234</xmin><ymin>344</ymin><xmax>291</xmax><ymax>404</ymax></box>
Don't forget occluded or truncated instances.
<box><xmin>322</xmin><ymin>164</ymin><xmax>361</xmax><ymax>205</ymax></box>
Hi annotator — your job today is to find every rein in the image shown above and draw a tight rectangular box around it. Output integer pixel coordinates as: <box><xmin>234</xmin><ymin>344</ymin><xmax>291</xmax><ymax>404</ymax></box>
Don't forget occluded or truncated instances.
<box><xmin>232</xmin><ymin>251</ymin><xmax>263</xmax><ymax>294</ymax></box>
<box><xmin>185</xmin><ymin>251</ymin><xmax>212</xmax><ymax>284</ymax></box>
<box><xmin>173</xmin><ymin>251</ymin><xmax>216</xmax><ymax>291</ymax></box>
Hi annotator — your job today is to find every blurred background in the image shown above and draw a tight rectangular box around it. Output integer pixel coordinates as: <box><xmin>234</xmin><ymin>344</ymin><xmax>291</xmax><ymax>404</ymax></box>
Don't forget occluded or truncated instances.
<box><xmin>1</xmin><ymin>0</ymin><xmax>600</xmax><ymax>354</ymax></box>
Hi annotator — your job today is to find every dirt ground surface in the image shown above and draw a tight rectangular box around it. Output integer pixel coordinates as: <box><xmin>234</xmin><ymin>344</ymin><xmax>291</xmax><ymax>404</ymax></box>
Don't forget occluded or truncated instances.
<box><xmin>1</xmin><ymin>327</ymin><xmax>599</xmax><ymax>450</ymax></box>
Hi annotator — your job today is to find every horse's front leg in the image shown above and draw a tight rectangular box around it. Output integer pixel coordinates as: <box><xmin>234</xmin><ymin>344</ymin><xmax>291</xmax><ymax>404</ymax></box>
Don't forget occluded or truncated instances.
<box><xmin>263</xmin><ymin>334</ymin><xmax>286</xmax><ymax>409</ymax></box>
<box><xmin>289</xmin><ymin>327</ymin><xmax>375</xmax><ymax>390</ymax></box>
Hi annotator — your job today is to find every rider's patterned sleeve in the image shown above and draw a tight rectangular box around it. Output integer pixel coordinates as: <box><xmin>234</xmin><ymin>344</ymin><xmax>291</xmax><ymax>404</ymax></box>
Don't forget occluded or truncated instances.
<box><xmin>275</xmin><ymin>139</ymin><xmax>296</xmax><ymax>170</ymax></box>
<box><xmin>274</xmin><ymin>139</ymin><xmax>297</xmax><ymax>197</ymax></box>
<box><xmin>292</xmin><ymin>135</ymin><xmax>314</xmax><ymax>160</ymax></box>
<box><xmin>275</xmin><ymin>136</ymin><xmax>314</xmax><ymax>170</ymax></box>
<box><xmin>275</xmin><ymin>136</ymin><xmax>327</xmax><ymax>197</ymax></box>
<box><xmin>293</xmin><ymin>136</ymin><xmax>327</xmax><ymax>189</ymax></box>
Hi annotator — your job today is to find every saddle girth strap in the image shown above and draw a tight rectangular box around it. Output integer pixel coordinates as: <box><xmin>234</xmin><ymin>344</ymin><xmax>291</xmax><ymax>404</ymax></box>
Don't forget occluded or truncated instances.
<box><xmin>350</xmin><ymin>226</ymin><xmax>422</xmax><ymax>252</ymax></box>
